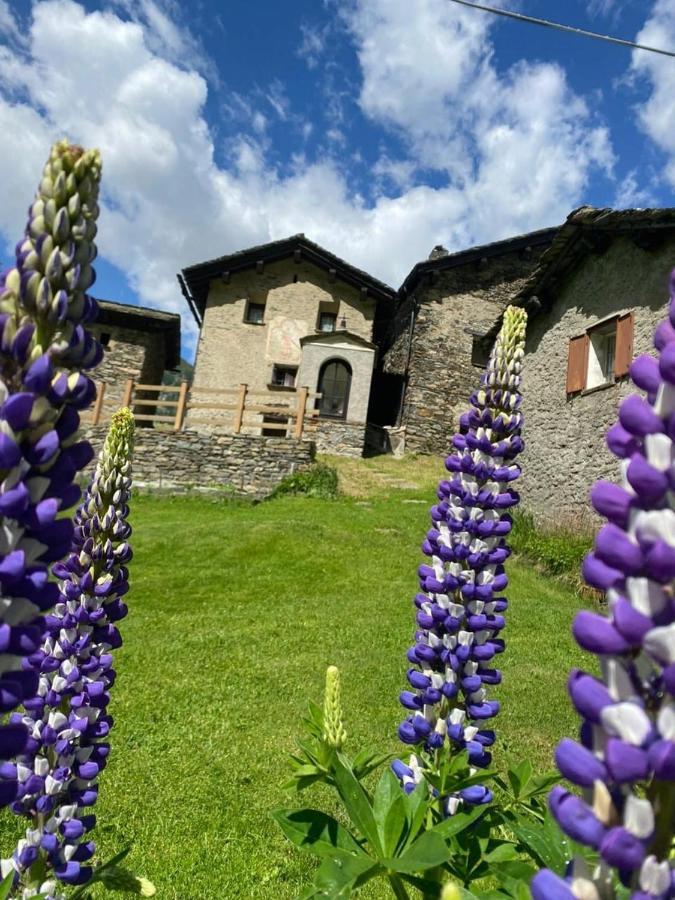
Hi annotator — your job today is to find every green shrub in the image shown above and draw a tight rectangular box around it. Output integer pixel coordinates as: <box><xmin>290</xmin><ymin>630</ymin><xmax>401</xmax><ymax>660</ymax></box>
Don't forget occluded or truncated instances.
<box><xmin>269</xmin><ymin>463</ymin><xmax>339</xmax><ymax>500</ymax></box>
<box><xmin>510</xmin><ymin>508</ymin><xmax>595</xmax><ymax>590</ymax></box>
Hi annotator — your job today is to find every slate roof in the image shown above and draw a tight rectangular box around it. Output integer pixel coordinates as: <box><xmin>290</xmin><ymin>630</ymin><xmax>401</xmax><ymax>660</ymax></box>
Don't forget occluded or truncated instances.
<box><xmin>480</xmin><ymin>205</ymin><xmax>675</xmax><ymax>346</ymax></box>
<box><xmin>398</xmin><ymin>226</ymin><xmax>559</xmax><ymax>298</ymax></box>
<box><xmin>95</xmin><ymin>299</ymin><xmax>181</xmax><ymax>370</ymax></box>
<box><xmin>178</xmin><ymin>234</ymin><xmax>397</xmax><ymax>326</ymax></box>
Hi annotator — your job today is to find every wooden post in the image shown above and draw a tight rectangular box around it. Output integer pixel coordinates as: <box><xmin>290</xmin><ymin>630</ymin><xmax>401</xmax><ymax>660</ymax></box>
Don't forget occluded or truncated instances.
<box><xmin>233</xmin><ymin>384</ymin><xmax>247</xmax><ymax>434</ymax></box>
<box><xmin>91</xmin><ymin>381</ymin><xmax>106</xmax><ymax>425</ymax></box>
<box><xmin>173</xmin><ymin>381</ymin><xmax>189</xmax><ymax>432</ymax></box>
<box><xmin>121</xmin><ymin>378</ymin><xmax>134</xmax><ymax>410</ymax></box>
<box><xmin>294</xmin><ymin>387</ymin><xmax>308</xmax><ymax>440</ymax></box>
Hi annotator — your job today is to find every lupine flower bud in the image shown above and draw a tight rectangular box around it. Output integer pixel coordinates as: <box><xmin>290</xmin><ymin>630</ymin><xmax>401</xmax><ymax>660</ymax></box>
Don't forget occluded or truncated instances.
<box><xmin>532</xmin><ymin>276</ymin><xmax>675</xmax><ymax>899</ymax></box>
<box><xmin>393</xmin><ymin>306</ymin><xmax>527</xmax><ymax>814</ymax></box>
<box><xmin>4</xmin><ymin>409</ymin><xmax>134</xmax><ymax>895</ymax></box>
<box><xmin>323</xmin><ymin>665</ymin><xmax>347</xmax><ymax>750</ymax></box>
<box><xmin>0</xmin><ymin>141</ymin><xmax>102</xmax><ymax>807</ymax></box>
<box><xmin>441</xmin><ymin>882</ymin><xmax>461</xmax><ymax>900</ymax></box>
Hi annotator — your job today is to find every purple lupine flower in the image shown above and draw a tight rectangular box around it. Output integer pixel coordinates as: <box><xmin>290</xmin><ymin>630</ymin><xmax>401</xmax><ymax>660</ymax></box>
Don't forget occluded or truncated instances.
<box><xmin>532</xmin><ymin>278</ymin><xmax>675</xmax><ymax>899</ymax></box>
<box><xmin>3</xmin><ymin>409</ymin><xmax>134</xmax><ymax>897</ymax></box>
<box><xmin>0</xmin><ymin>142</ymin><xmax>102</xmax><ymax>808</ymax></box>
<box><xmin>393</xmin><ymin>306</ymin><xmax>527</xmax><ymax>813</ymax></box>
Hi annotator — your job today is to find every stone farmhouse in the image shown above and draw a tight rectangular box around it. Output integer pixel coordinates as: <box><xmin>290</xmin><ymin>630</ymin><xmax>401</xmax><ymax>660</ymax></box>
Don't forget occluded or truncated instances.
<box><xmin>88</xmin><ymin>204</ymin><xmax>675</xmax><ymax>519</ymax></box>
<box><xmin>178</xmin><ymin>234</ymin><xmax>396</xmax><ymax>456</ymax></box>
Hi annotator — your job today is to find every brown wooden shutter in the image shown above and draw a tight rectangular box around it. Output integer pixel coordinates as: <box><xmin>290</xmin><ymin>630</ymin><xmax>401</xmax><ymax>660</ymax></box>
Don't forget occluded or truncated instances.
<box><xmin>614</xmin><ymin>311</ymin><xmax>635</xmax><ymax>378</ymax></box>
<box><xmin>567</xmin><ymin>334</ymin><xmax>589</xmax><ymax>394</ymax></box>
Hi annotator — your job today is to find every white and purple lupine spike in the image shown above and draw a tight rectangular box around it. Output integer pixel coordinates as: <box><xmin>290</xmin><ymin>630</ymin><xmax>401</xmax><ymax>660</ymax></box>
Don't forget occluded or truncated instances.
<box><xmin>0</xmin><ymin>142</ymin><xmax>102</xmax><ymax>809</ymax></box>
<box><xmin>393</xmin><ymin>306</ymin><xmax>527</xmax><ymax>811</ymax></box>
<box><xmin>532</xmin><ymin>276</ymin><xmax>675</xmax><ymax>900</ymax></box>
<box><xmin>3</xmin><ymin>409</ymin><xmax>134</xmax><ymax>896</ymax></box>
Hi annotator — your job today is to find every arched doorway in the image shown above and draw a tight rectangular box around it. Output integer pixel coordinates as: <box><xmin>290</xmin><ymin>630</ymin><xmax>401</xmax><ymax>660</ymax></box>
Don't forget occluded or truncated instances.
<box><xmin>317</xmin><ymin>359</ymin><xmax>352</xmax><ymax>419</ymax></box>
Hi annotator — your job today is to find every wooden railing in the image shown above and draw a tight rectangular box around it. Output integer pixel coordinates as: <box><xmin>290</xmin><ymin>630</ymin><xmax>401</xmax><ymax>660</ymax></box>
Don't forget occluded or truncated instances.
<box><xmin>85</xmin><ymin>380</ymin><xmax>321</xmax><ymax>439</ymax></box>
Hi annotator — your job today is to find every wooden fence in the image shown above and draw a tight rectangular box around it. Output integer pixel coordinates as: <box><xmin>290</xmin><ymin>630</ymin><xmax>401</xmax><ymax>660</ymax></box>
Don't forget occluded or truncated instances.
<box><xmin>85</xmin><ymin>380</ymin><xmax>321</xmax><ymax>439</ymax></box>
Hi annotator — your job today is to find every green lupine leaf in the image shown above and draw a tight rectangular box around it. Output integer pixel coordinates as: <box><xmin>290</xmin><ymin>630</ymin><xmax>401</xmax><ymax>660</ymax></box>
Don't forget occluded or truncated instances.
<box><xmin>372</xmin><ymin>769</ymin><xmax>408</xmax><ymax>856</ymax></box>
<box><xmin>305</xmin><ymin>854</ymin><xmax>381</xmax><ymax>898</ymax></box>
<box><xmin>428</xmin><ymin>804</ymin><xmax>486</xmax><ymax>840</ymax></box>
<box><xmin>401</xmin><ymin>779</ymin><xmax>429</xmax><ymax>848</ymax></box>
<box><xmin>332</xmin><ymin>755</ymin><xmax>383</xmax><ymax>857</ymax></box>
<box><xmin>271</xmin><ymin>808</ymin><xmax>367</xmax><ymax>860</ymax></box>
<box><xmin>483</xmin><ymin>842</ymin><xmax>519</xmax><ymax>863</ymax></box>
<box><xmin>385</xmin><ymin>830</ymin><xmax>450</xmax><ymax>873</ymax></box>
<box><xmin>512</xmin><ymin>818</ymin><xmax>567</xmax><ymax>873</ymax></box>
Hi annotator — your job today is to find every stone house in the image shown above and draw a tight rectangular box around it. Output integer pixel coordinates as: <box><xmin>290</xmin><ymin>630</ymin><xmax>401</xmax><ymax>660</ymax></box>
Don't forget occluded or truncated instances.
<box><xmin>89</xmin><ymin>299</ymin><xmax>181</xmax><ymax>420</ymax></box>
<box><xmin>377</xmin><ymin>227</ymin><xmax>558</xmax><ymax>454</ymax></box>
<box><xmin>179</xmin><ymin>234</ymin><xmax>395</xmax><ymax>456</ymax></box>
<box><xmin>480</xmin><ymin>206</ymin><xmax>675</xmax><ymax>523</ymax></box>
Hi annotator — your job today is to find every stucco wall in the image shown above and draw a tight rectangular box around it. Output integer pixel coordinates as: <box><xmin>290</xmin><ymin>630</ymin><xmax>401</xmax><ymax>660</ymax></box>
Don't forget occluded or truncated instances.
<box><xmin>520</xmin><ymin>236</ymin><xmax>673</xmax><ymax>523</ymax></box>
<box><xmin>191</xmin><ymin>258</ymin><xmax>376</xmax><ymax>394</ymax></box>
<box><xmin>297</xmin><ymin>338</ymin><xmax>375</xmax><ymax>424</ymax></box>
<box><xmin>383</xmin><ymin>247</ymin><xmax>547</xmax><ymax>454</ymax></box>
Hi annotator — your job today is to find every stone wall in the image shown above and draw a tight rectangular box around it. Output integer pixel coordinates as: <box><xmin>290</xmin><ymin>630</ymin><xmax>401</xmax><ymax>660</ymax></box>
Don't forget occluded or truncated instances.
<box><xmin>312</xmin><ymin>421</ymin><xmax>366</xmax><ymax>458</ymax></box>
<box><xmin>89</xmin><ymin>324</ymin><xmax>167</xmax><ymax>422</ymax></box>
<box><xmin>520</xmin><ymin>236</ymin><xmax>674</xmax><ymax>523</ymax></box>
<box><xmin>82</xmin><ymin>426</ymin><xmax>315</xmax><ymax>498</ymax></box>
<box><xmin>382</xmin><ymin>247</ymin><xmax>548</xmax><ymax>454</ymax></box>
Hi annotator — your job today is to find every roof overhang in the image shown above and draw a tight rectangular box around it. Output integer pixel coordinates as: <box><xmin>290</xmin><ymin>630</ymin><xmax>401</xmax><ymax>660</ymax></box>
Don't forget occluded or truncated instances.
<box><xmin>179</xmin><ymin>234</ymin><xmax>396</xmax><ymax>327</ymax></box>
<box><xmin>300</xmin><ymin>329</ymin><xmax>376</xmax><ymax>350</ymax></box>
<box><xmin>95</xmin><ymin>299</ymin><xmax>181</xmax><ymax>370</ymax></box>
<box><xmin>398</xmin><ymin>226</ymin><xmax>560</xmax><ymax>299</ymax></box>
<box><xmin>480</xmin><ymin>205</ymin><xmax>675</xmax><ymax>348</ymax></box>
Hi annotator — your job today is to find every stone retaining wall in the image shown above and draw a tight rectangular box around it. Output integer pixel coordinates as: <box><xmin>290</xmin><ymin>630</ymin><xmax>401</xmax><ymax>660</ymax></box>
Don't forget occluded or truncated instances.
<box><xmin>82</xmin><ymin>426</ymin><xmax>315</xmax><ymax>498</ymax></box>
<box><xmin>312</xmin><ymin>421</ymin><xmax>365</xmax><ymax>457</ymax></box>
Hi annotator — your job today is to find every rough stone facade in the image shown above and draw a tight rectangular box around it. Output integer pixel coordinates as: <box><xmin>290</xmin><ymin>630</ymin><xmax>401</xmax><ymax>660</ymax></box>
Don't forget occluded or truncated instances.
<box><xmin>312</xmin><ymin>421</ymin><xmax>367</xmax><ymax>458</ymax></box>
<box><xmin>82</xmin><ymin>426</ymin><xmax>315</xmax><ymax>498</ymax></box>
<box><xmin>191</xmin><ymin>258</ymin><xmax>376</xmax><ymax>393</ymax></box>
<box><xmin>90</xmin><ymin>324</ymin><xmax>166</xmax><ymax>411</ymax></box>
<box><xmin>382</xmin><ymin>243</ymin><xmax>550</xmax><ymax>454</ymax></box>
<box><xmin>519</xmin><ymin>235</ymin><xmax>674</xmax><ymax>523</ymax></box>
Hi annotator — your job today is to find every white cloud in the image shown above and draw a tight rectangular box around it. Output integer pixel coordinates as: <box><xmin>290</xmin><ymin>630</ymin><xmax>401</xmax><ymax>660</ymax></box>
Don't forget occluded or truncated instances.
<box><xmin>586</xmin><ymin>0</ymin><xmax>627</xmax><ymax>19</ymax></box>
<box><xmin>297</xmin><ymin>22</ymin><xmax>327</xmax><ymax>69</ymax></box>
<box><xmin>0</xmin><ymin>0</ymin><xmax>615</xmax><ymax>363</ymax></box>
<box><xmin>614</xmin><ymin>169</ymin><xmax>659</xmax><ymax>208</ymax></box>
<box><xmin>632</xmin><ymin>0</ymin><xmax>675</xmax><ymax>187</ymax></box>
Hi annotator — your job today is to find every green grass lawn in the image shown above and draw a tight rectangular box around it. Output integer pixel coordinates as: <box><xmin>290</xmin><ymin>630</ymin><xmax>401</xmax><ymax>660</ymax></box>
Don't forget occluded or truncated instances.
<box><xmin>0</xmin><ymin>487</ymin><xmax>595</xmax><ymax>899</ymax></box>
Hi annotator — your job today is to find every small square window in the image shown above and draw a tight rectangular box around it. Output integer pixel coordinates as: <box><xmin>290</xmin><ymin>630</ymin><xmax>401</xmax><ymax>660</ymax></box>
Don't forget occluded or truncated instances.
<box><xmin>471</xmin><ymin>335</ymin><xmax>490</xmax><ymax>369</ymax></box>
<box><xmin>244</xmin><ymin>302</ymin><xmax>265</xmax><ymax>325</ymax></box>
<box><xmin>319</xmin><ymin>312</ymin><xmax>337</xmax><ymax>333</ymax></box>
<box><xmin>100</xmin><ymin>332</ymin><xmax>111</xmax><ymax>348</ymax></box>
<box><xmin>271</xmin><ymin>365</ymin><xmax>297</xmax><ymax>388</ymax></box>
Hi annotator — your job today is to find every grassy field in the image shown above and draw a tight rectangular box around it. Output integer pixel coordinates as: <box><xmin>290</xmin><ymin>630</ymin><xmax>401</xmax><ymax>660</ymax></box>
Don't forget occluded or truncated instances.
<box><xmin>0</xmin><ymin>474</ymin><xmax>595</xmax><ymax>899</ymax></box>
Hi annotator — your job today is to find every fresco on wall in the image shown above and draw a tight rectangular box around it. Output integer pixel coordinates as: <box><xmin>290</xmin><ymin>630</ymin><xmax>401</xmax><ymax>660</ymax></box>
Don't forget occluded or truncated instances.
<box><xmin>266</xmin><ymin>316</ymin><xmax>307</xmax><ymax>364</ymax></box>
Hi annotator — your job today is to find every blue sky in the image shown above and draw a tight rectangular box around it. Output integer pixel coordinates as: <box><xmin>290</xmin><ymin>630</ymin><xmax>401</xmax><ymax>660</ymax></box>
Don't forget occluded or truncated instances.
<box><xmin>1</xmin><ymin>0</ymin><xmax>675</xmax><ymax>361</ymax></box>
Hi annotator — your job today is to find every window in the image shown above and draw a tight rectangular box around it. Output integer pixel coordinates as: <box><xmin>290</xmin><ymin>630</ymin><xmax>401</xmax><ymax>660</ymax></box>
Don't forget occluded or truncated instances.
<box><xmin>319</xmin><ymin>312</ymin><xmax>337</xmax><ymax>333</ymax></box>
<box><xmin>271</xmin><ymin>365</ymin><xmax>297</xmax><ymax>388</ymax></box>
<box><xmin>566</xmin><ymin>312</ymin><xmax>634</xmax><ymax>395</ymax></box>
<box><xmin>244</xmin><ymin>301</ymin><xmax>265</xmax><ymax>325</ymax></box>
<box><xmin>100</xmin><ymin>332</ymin><xmax>111</xmax><ymax>349</ymax></box>
<box><xmin>317</xmin><ymin>359</ymin><xmax>351</xmax><ymax>419</ymax></box>
<box><xmin>471</xmin><ymin>335</ymin><xmax>490</xmax><ymax>369</ymax></box>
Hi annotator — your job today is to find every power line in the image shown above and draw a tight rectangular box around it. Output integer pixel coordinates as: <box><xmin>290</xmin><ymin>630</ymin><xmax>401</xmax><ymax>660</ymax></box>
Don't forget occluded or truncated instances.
<box><xmin>448</xmin><ymin>0</ymin><xmax>675</xmax><ymax>59</ymax></box>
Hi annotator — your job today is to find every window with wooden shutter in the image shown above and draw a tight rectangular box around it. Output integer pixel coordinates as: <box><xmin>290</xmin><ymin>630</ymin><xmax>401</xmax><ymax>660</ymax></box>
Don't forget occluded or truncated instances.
<box><xmin>567</xmin><ymin>334</ymin><xmax>589</xmax><ymax>394</ymax></box>
<box><xmin>614</xmin><ymin>311</ymin><xmax>634</xmax><ymax>378</ymax></box>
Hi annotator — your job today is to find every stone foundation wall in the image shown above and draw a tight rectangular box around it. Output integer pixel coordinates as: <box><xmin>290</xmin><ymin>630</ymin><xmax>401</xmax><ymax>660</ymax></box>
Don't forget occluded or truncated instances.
<box><xmin>312</xmin><ymin>421</ymin><xmax>365</xmax><ymax>457</ymax></box>
<box><xmin>82</xmin><ymin>426</ymin><xmax>315</xmax><ymax>498</ymax></box>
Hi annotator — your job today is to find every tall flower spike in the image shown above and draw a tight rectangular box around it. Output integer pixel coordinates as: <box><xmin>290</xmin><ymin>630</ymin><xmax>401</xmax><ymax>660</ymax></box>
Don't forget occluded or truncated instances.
<box><xmin>4</xmin><ymin>409</ymin><xmax>134</xmax><ymax>896</ymax></box>
<box><xmin>323</xmin><ymin>665</ymin><xmax>347</xmax><ymax>750</ymax></box>
<box><xmin>394</xmin><ymin>306</ymin><xmax>527</xmax><ymax>815</ymax></box>
<box><xmin>0</xmin><ymin>141</ymin><xmax>102</xmax><ymax>806</ymax></box>
<box><xmin>532</xmin><ymin>278</ymin><xmax>675</xmax><ymax>900</ymax></box>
